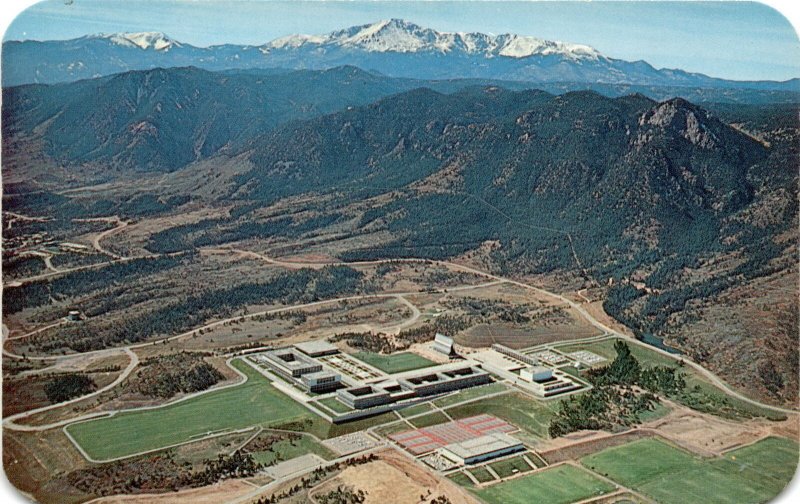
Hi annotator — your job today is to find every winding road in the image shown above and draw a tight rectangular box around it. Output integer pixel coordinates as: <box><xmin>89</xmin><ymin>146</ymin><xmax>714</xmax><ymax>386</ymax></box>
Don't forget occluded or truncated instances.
<box><xmin>3</xmin><ymin>242</ymin><xmax>796</xmax><ymax>441</ymax></box>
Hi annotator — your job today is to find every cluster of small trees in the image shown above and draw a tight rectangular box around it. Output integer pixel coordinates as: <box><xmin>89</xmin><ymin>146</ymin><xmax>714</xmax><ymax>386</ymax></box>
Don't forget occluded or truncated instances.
<box><xmin>3</xmin><ymin>253</ymin><xmax>190</xmax><ymax>315</ymax></box>
<box><xmin>146</xmin><ymin>214</ymin><xmax>343</xmax><ymax>254</ymax></box>
<box><xmin>330</xmin><ymin>331</ymin><xmax>397</xmax><ymax>353</ymax></box>
<box><xmin>189</xmin><ymin>451</ymin><xmax>261</xmax><ymax>485</ymax></box>
<box><xmin>316</xmin><ymin>485</ymin><xmax>367</xmax><ymax>504</ymax></box>
<box><xmin>253</xmin><ymin>454</ymin><xmax>378</xmax><ymax>504</ymax></box>
<box><xmin>43</xmin><ymin>373</ymin><xmax>96</xmax><ymax>403</ymax></box>
<box><xmin>67</xmin><ymin>449</ymin><xmax>261</xmax><ymax>496</ymax></box>
<box><xmin>396</xmin><ymin>315</ymin><xmax>472</xmax><ymax>346</ymax></box>
<box><xmin>127</xmin><ymin>352</ymin><xmax>224</xmax><ymax>399</ymax></box>
<box><xmin>29</xmin><ymin>265</ymin><xmax>364</xmax><ymax>353</ymax></box>
<box><xmin>548</xmin><ymin>341</ymin><xmax>686</xmax><ymax>437</ymax></box>
<box><xmin>240</xmin><ymin>432</ymin><xmax>301</xmax><ymax>466</ymax></box>
<box><xmin>441</xmin><ymin>296</ymin><xmax>532</xmax><ymax>324</ymax></box>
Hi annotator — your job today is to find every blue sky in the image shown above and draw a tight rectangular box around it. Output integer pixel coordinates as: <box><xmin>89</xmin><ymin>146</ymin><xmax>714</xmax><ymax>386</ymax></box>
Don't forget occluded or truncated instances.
<box><xmin>4</xmin><ymin>1</ymin><xmax>799</xmax><ymax>81</ymax></box>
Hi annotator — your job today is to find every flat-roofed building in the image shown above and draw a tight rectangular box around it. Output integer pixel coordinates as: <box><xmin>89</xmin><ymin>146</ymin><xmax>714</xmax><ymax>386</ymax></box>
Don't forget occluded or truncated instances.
<box><xmin>337</xmin><ymin>362</ymin><xmax>491</xmax><ymax>409</ymax></box>
<box><xmin>397</xmin><ymin>365</ymin><xmax>491</xmax><ymax>397</ymax></box>
<box><xmin>337</xmin><ymin>385</ymin><xmax>393</xmax><ymax>409</ymax></box>
<box><xmin>519</xmin><ymin>366</ymin><xmax>580</xmax><ymax>397</ymax></box>
<box><xmin>433</xmin><ymin>333</ymin><xmax>455</xmax><ymax>356</ymax></box>
<box><xmin>491</xmin><ymin>344</ymin><xmax>539</xmax><ymax>366</ymax></box>
<box><xmin>260</xmin><ymin>348</ymin><xmax>322</xmax><ymax>378</ymax></box>
<box><xmin>295</xmin><ymin>340</ymin><xmax>339</xmax><ymax>357</ymax></box>
<box><xmin>520</xmin><ymin>366</ymin><xmax>553</xmax><ymax>382</ymax></box>
<box><xmin>439</xmin><ymin>432</ymin><xmax>524</xmax><ymax>465</ymax></box>
<box><xmin>301</xmin><ymin>371</ymin><xmax>342</xmax><ymax>393</ymax></box>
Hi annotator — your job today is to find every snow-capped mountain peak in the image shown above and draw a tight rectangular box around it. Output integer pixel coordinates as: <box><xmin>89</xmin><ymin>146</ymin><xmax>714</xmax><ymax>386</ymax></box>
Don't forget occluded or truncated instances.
<box><xmin>263</xmin><ymin>19</ymin><xmax>604</xmax><ymax>60</ymax></box>
<box><xmin>101</xmin><ymin>32</ymin><xmax>179</xmax><ymax>51</ymax></box>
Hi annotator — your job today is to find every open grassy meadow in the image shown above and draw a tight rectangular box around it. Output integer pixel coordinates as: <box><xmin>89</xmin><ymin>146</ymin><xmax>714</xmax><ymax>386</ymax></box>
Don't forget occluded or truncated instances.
<box><xmin>469</xmin><ymin>466</ymin><xmax>497</xmax><ymax>484</ymax></box>
<box><xmin>249</xmin><ymin>435</ymin><xmax>335</xmax><ymax>466</ymax></box>
<box><xmin>408</xmin><ymin>411</ymin><xmax>450</xmax><ymax>428</ymax></box>
<box><xmin>317</xmin><ymin>396</ymin><xmax>354</xmax><ymax>414</ymax></box>
<box><xmin>353</xmin><ymin>351</ymin><xmax>436</xmax><ymax>374</ymax></box>
<box><xmin>398</xmin><ymin>401</ymin><xmax>434</xmax><ymax>418</ymax></box>
<box><xmin>489</xmin><ymin>454</ymin><xmax>535</xmax><ymax>478</ymax></box>
<box><xmin>447</xmin><ymin>471</ymin><xmax>475</xmax><ymax>487</ymax></box>
<box><xmin>474</xmin><ymin>464</ymin><xmax>615</xmax><ymax>504</ymax></box>
<box><xmin>433</xmin><ymin>381</ymin><xmax>509</xmax><ymax>408</ymax></box>
<box><xmin>581</xmin><ymin>436</ymin><xmax>799</xmax><ymax>504</ymax></box>
<box><xmin>65</xmin><ymin>359</ymin><xmax>312</xmax><ymax>461</ymax></box>
<box><xmin>445</xmin><ymin>391</ymin><xmax>559</xmax><ymax>439</ymax></box>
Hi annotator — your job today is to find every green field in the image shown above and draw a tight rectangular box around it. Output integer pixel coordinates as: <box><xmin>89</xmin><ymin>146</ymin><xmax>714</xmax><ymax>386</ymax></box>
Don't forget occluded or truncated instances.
<box><xmin>469</xmin><ymin>466</ymin><xmax>497</xmax><ymax>484</ymax></box>
<box><xmin>474</xmin><ymin>464</ymin><xmax>614</xmax><ymax>504</ymax></box>
<box><xmin>317</xmin><ymin>396</ymin><xmax>354</xmax><ymax>414</ymax></box>
<box><xmin>398</xmin><ymin>401</ymin><xmax>434</xmax><ymax>418</ymax></box>
<box><xmin>66</xmin><ymin>359</ymin><xmax>313</xmax><ymax>460</ymax></box>
<box><xmin>581</xmin><ymin>437</ymin><xmax>799</xmax><ymax>504</ymax></box>
<box><xmin>433</xmin><ymin>381</ymin><xmax>509</xmax><ymax>408</ymax></box>
<box><xmin>489</xmin><ymin>455</ymin><xmax>535</xmax><ymax>478</ymax></box>
<box><xmin>250</xmin><ymin>435</ymin><xmax>335</xmax><ymax>466</ymax></box>
<box><xmin>408</xmin><ymin>411</ymin><xmax>450</xmax><ymax>428</ymax></box>
<box><xmin>447</xmin><ymin>472</ymin><xmax>475</xmax><ymax>487</ymax></box>
<box><xmin>446</xmin><ymin>392</ymin><xmax>559</xmax><ymax>439</ymax></box>
<box><xmin>556</xmin><ymin>338</ymin><xmax>786</xmax><ymax>420</ymax></box>
<box><xmin>353</xmin><ymin>351</ymin><xmax>436</xmax><ymax>374</ymax></box>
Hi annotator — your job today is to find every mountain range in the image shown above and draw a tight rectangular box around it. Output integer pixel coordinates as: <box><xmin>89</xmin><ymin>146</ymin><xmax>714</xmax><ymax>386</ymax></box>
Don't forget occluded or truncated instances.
<box><xmin>2</xmin><ymin>56</ymin><xmax>797</xmax><ymax>403</ymax></box>
<box><xmin>3</xmin><ymin>19</ymin><xmax>798</xmax><ymax>91</ymax></box>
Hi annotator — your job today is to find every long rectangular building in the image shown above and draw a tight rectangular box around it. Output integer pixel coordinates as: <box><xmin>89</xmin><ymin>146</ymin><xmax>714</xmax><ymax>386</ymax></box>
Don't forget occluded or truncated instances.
<box><xmin>397</xmin><ymin>365</ymin><xmax>491</xmax><ymax>397</ymax></box>
<box><xmin>337</xmin><ymin>363</ymin><xmax>491</xmax><ymax>409</ymax></box>
<box><xmin>439</xmin><ymin>432</ymin><xmax>524</xmax><ymax>465</ymax></box>
<box><xmin>491</xmin><ymin>344</ymin><xmax>539</xmax><ymax>366</ymax></box>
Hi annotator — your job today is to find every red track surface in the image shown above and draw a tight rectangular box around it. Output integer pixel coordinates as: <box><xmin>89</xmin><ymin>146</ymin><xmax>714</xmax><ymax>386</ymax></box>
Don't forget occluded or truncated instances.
<box><xmin>389</xmin><ymin>414</ymin><xmax>516</xmax><ymax>454</ymax></box>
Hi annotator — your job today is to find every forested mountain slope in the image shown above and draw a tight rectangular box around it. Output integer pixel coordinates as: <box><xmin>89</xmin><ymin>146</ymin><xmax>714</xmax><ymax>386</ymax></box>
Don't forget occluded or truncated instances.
<box><xmin>3</xmin><ymin>71</ymin><xmax>796</xmax><ymax>405</ymax></box>
<box><xmin>229</xmin><ymin>87</ymin><xmax>797</xmax><ymax>403</ymax></box>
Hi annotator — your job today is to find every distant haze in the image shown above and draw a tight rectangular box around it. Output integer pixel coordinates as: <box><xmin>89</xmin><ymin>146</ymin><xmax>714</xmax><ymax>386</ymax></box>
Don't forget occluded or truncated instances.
<box><xmin>3</xmin><ymin>0</ymin><xmax>799</xmax><ymax>82</ymax></box>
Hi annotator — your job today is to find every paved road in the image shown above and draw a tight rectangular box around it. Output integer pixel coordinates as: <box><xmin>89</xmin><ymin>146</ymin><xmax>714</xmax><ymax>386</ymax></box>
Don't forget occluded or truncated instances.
<box><xmin>219</xmin><ymin>250</ymin><xmax>798</xmax><ymax>416</ymax></box>
<box><xmin>3</xmin><ymin>348</ymin><xmax>139</xmax><ymax>432</ymax></box>
<box><xmin>3</xmin><ymin>245</ymin><xmax>794</xmax><ymax>442</ymax></box>
<box><xmin>82</xmin><ymin>216</ymin><xmax>129</xmax><ymax>260</ymax></box>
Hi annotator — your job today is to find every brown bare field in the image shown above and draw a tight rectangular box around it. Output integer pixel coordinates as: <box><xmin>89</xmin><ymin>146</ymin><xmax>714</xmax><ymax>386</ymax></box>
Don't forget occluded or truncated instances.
<box><xmin>642</xmin><ymin>402</ymin><xmax>800</xmax><ymax>456</ymax></box>
<box><xmin>538</xmin><ymin>430</ymin><xmax>654</xmax><ymax>465</ymax></box>
<box><xmin>457</xmin><ymin>321</ymin><xmax>598</xmax><ymax>349</ymax></box>
<box><xmin>3</xmin><ymin>429</ymin><xmax>91</xmax><ymax>504</ymax></box>
<box><xmin>451</xmin><ymin>281</ymin><xmax>563</xmax><ymax>305</ymax></box>
<box><xmin>538</xmin><ymin>401</ymin><xmax>800</xmax><ymax>465</ymax></box>
<box><xmin>310</xmin><ymin>449</ymin><xmax>480</xmax><ymax>504</ymax></box>
<box><xmin>176</xmin><ymin>296</ymin><xmax>412</xmax><ymax>351</ymax></box>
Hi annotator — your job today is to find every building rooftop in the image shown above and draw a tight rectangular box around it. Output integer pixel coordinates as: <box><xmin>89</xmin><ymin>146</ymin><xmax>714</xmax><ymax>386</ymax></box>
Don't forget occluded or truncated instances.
<box><xmin>526</xmin><ymin>366</ymin><xmax>551</xmax><ymax>375</ymax></box>
<box><xmin>303</xmin><ymin>370</ymin><xmax>339</xmax><ymax>380</ymax></box>
<box><xmin>295</xmin><ymin>340</ymin><xmax>339</xmax><ymax>356</ymax></box>
<box><xmin>441</xmin><ymin>432</ymin><xmax>522</xmax><ymax>459</ymax></box>
<box><xmin>263</xmin><ymin>348</ymin><xmax>319</xmax><ymax>370</ymax></box>
<box><xmin>434</xmin><ymin>333</ymin><xmax>453</xmax><ymax>345</ymax></box>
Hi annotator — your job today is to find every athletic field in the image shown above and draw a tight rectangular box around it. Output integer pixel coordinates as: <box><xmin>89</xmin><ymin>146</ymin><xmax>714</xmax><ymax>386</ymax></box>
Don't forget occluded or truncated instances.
<box><xmin>581</xmin><ymin>437</ymin><xmax>799</xmax><ymax>504</ymax></box>
<box><xmin>65</xmin><ymin>359</ymin><xmax>312</xmax><ymax>461</ymax></box>
<box><xmin>474</xmin><ymin>464</ymin><xmax>614</xmax><ymax>504</ymax></box>
<box><xmin>353</xmin><ymin>351</ymin><xmax>436</xmax><ymax>374</ymax></box>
